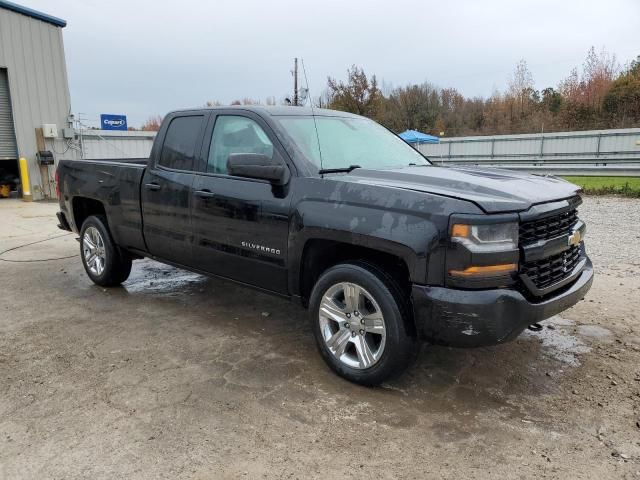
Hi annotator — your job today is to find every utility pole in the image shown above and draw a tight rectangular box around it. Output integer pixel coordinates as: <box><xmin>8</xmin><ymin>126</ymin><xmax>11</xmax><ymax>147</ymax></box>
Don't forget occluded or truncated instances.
<box><xmin>293</xmin><ymin>58</ymin><xmax>298</xmax><ymax>106</ymax></box>
<box><xmin>76</xmin><ymin>113</ymin><xmax>85</xmax><ymax>159</ymax></box>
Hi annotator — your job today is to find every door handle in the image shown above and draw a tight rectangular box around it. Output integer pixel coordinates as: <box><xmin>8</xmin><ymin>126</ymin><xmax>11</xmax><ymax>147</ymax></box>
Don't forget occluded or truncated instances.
<box><xmin>194</xmin><ymin>189</ymin><xmax>215</xmax><ymax>199</ymax></box>
<box><xmin>144</xmin><ymin>182</ymin><xmax>161</xmax><ymax>191</ymax></box>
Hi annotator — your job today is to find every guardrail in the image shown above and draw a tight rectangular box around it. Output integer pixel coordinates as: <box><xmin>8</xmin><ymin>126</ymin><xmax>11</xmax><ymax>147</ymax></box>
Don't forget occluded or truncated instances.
<box><xmin>421</xmin><ymin>160</ymin><xmax>640</xmax><ymax>176</ymax></box>
<box><xmin>474</xmin><ymin>165</ymin><xmax>640</xmax><ymax>177</ymax></box>
<box><xmin>417</xmin><ymin>128</ymin><xmax>640</xmax><ymax>176</ymax></box>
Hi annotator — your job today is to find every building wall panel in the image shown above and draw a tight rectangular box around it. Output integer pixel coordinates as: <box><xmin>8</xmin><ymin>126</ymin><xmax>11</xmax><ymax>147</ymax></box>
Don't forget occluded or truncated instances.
<box><xmin>0</xmin><ymin>6</ymin><xmax>71</xmax><ymax>199</ymax></box>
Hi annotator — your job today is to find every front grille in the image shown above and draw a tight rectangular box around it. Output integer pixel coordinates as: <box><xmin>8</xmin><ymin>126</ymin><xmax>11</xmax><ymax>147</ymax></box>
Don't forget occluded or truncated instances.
<box><xmin>520</xmin><ymin>245</ymin><xmax>581</xmax><ymax>290</ymax></box>
<box><xmin>519</xmin><ymin>208</ymin><xmax>578</xmax><ymax>244</ymax></box>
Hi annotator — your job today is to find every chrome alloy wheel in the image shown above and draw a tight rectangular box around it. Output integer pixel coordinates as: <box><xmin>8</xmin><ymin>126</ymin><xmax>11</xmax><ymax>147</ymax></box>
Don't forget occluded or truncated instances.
<box><xmin>82</xmin><ymin>226</ymin><xmax>106</xmax><ymax>276</ymax></box>
<box><xmin>318</xmin><ymin>282</ymin><xmax>387</xmax><ymax>369</ymax></box>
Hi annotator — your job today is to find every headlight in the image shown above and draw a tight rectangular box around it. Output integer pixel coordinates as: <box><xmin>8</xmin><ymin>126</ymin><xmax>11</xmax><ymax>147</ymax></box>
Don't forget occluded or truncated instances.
<box><xmin>446</xmin><ymin>217</ymin><xmax>520</xmax><ymax>288</ymax></box>
<box><xmin>451</xmin><ymin>222</ymin><xmax>518</xmax><ymax>252</ymax></box>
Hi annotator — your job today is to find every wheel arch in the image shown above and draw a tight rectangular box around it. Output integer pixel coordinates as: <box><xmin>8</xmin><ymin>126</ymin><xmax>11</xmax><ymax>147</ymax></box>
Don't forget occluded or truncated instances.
<box><xmin>295</xmin><ymin>233</ymin><xmax>417</xmax><ymax>309</ymax></box>
<box><xmin>71</xmin><ymin>197</ymin><xmax>107</xmax><ymax>232</ymax></box>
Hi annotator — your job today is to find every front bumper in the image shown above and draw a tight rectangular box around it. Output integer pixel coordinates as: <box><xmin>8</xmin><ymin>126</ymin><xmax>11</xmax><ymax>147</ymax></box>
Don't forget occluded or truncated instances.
<box><xmin>411</xmin><ymin>257</ymin><xmax>593</xmax><ymax>347</ymax></box>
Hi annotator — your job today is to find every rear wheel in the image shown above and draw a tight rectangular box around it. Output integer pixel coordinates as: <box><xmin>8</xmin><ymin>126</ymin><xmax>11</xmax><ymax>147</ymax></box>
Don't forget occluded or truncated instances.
<box><xmin>80</xmin><ymin>215</ymin><xmax>132</xmax><ymax>286</ymax></box>
<box><xmin>309</xmin><ymin>262</ymin><xmax>419</xmax><ymax>386</ymax></box>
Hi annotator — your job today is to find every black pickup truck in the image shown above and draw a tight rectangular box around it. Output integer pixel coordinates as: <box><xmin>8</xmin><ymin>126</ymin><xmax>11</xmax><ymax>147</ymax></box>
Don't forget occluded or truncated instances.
<box><xmin>56</xmin><ymin>106</ymin><xmax>593</xmax><ymax>385</ymax></box>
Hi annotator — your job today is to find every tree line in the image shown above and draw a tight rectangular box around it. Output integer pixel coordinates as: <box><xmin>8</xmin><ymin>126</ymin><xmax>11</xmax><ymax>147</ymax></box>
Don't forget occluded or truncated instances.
<box><xmin>138</xmin><ymin>47</ymin><xmax>640</xmax><ymax>136</ymax></box>
<box><xmin>325</xmin><ymin>48</ymin><xmax>640</xmax><ymax>136</ymax></box>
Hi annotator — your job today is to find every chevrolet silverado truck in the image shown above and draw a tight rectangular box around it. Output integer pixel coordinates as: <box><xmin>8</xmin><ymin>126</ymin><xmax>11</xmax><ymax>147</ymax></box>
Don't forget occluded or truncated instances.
<box><xmin>56</xmin><ymin>106</ymin><xmax>593</xmax><ymax>385</ymax></box>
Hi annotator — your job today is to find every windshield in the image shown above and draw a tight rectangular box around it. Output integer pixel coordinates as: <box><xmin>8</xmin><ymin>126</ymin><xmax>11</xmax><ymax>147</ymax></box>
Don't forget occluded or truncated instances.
<box><xmin>276</xmin><ymin>116</ymin><xmax>430</xmax><ymax>171</ymax></box>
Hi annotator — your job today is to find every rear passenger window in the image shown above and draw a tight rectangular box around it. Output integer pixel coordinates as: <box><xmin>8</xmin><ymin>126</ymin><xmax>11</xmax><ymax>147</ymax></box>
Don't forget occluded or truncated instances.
<box><xmin>158</xmin><ymin>116</ymin><xmax>203</xmax><ymax>171</ymax></box>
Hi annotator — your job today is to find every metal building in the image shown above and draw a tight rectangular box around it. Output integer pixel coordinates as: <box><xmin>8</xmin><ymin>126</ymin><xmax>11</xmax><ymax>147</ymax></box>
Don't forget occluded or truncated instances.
<box><xmin>0</xmin><ymin>1</ymin><xmax>71</xmax><ymax>200</ymax></box>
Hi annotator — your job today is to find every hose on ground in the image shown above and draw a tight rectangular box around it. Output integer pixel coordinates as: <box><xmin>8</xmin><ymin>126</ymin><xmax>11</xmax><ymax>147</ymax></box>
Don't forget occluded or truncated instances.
<box><xmin>0</xmin><ymin>233</ymin><xmax>77</xmax><ymax>262</ymax></box>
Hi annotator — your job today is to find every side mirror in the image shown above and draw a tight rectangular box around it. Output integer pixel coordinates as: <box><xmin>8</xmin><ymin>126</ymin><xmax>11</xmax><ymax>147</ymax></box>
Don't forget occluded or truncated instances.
<box><xmin>227</xmin><ymin>153</ymin><xmax>288</xmax><ymax>184</ymax></box>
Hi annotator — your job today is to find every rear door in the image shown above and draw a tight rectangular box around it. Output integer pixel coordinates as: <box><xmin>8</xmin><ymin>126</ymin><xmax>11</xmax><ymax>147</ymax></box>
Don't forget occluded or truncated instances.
<box><xmin>141</xmin><ymin>113</ymin><xmax>207</xmax><ymax>265</ymax></box>
<box><xmin>191</xmin><ymin>111</ymin><xmax>293</xmax><ymax>294</ymax></box>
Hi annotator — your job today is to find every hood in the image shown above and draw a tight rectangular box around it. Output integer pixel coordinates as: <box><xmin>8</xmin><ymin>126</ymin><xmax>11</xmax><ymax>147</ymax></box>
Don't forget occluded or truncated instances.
<box><xmin>336</xmin><ymin>165</ymin><xmax>580</xmax><ymax>213</ymax></box>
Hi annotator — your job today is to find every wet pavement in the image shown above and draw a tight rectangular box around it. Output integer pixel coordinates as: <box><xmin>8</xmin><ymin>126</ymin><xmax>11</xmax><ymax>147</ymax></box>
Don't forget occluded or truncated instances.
<box><xmin>1</xmin><ymin>198</ymin><xmax>639</xmax><ymax>479</ymax></box>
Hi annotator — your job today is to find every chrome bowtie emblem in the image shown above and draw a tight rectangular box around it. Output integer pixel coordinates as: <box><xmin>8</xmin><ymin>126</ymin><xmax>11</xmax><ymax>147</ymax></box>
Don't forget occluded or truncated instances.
<box><xmin>567</xmin><ymin>229</ymin><xmax>582</xmax><ymax>247</ymax></box>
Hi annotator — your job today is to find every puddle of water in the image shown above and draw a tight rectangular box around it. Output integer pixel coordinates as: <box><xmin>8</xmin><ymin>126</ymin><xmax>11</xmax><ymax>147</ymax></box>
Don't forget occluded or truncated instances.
<box><xmin>522</xmin><ymin>316</ymin><xmax>590</xmax><ymax>367</ymax></box>
<box><xmin>123</xmin><ymin>260</ymin><xmax>205</xmax><ymax>295</ymax></box>
<box><xmin>576</xmin><ymin>325</ymin><xmax>614</xmax><ymax>342</ymax></box>
<box><xmin>547</xmin><ymin>316</ymin><xmax>574</xmax><ymax>327</ymax></box>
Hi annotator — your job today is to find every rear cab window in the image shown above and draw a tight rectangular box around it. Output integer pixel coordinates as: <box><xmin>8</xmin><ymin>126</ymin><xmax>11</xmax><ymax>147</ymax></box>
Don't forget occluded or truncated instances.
<box><xmin>158</xmin><ymin>115</ymin><xmax>204</xmax><ymax>171</ymax></box>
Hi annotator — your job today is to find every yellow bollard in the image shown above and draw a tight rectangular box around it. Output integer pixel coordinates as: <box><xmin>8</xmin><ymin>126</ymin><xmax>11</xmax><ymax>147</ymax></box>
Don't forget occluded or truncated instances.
<box><xmin>19</xmin><ymin>157</ymin><xmax>32</xmax><ymax>202</ymax></box>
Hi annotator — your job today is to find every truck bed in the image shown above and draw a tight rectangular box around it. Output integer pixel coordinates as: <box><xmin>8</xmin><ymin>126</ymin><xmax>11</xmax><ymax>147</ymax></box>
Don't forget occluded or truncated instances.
<box><xmin>57</xmin><ymin>158</ymin><xmax>148</xmax><ymax>252</ymax></box>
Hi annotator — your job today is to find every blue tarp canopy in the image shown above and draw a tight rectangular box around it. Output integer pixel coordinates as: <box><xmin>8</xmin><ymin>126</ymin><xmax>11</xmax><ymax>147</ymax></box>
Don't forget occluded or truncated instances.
<box><xmin>399</xmin><ymin>129</ymin><xmax>439</xmax><ymax>144</ymax></box>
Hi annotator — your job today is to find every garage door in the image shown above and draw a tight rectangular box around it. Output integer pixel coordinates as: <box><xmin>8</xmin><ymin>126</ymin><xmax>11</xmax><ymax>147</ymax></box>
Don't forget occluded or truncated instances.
<box><xmin>0</xmin><ymin>68</ymin><xmax>18</xmax><ymax>160</ymax></box>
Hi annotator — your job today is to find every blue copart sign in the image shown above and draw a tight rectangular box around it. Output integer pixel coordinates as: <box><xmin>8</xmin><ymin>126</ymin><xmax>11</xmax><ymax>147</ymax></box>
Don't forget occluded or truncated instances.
<box><xmin>100</xmin><ymin>114</ymin><xmax>128</xmax><ymax>131</ymax></box>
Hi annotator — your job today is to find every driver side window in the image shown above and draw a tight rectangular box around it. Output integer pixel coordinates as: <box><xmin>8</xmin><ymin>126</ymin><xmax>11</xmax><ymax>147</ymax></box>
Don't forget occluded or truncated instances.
<box><xmin>207</xmin><ymin>116</ymin><xmax>274</xmax><ymax>174</ymax></box>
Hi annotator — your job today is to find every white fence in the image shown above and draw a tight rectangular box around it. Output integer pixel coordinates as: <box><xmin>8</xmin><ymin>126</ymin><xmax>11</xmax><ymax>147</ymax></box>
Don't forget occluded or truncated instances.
<box><xmin>78</xmin><ymin>130</ymin><xmax>156</xmax><ymax>159</ymax></box>
<box><xmin>51</xmin><ymin>129</ymin><xmax>156</xmax><ymax>163</ymax></box>
<box><xmin>417</xmin><ymin>128</ymin><xmax>640</xmax><ymax>176</ymax></box>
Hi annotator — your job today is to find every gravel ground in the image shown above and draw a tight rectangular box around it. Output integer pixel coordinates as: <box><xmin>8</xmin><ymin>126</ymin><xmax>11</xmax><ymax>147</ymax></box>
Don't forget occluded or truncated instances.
<box><xmin>0</xmin><ymin>196</ymin><xmax>639</xmax><ymax>479</ymax></box>
<box><xmin>579</xmin><ymin>196</ymin><xmax>640</xmax><ymax>274</ymax></box>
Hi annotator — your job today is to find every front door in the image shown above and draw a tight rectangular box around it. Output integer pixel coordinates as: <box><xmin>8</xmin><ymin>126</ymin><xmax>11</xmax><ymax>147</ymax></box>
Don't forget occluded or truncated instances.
<box><xmin>191</xmin><ymin>113</ymin><xmax>292</xmax><ymax>294</ymax></box>
<box><xmin>141</xmin><ymin>113</ymin><xmax>206</xmax><ymax>265</ymax></box>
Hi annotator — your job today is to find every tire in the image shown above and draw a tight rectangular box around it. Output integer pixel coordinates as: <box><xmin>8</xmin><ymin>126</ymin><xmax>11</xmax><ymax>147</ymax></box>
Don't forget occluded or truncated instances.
<box><xmin>79</xmin><ymin>215</ymin><xmax>132</xmax><ymax>287</ymax></box>
<box><xmin>309</xmin><ymin>262</ymin><xmax>419</xmax><ymax>386</ymax></box>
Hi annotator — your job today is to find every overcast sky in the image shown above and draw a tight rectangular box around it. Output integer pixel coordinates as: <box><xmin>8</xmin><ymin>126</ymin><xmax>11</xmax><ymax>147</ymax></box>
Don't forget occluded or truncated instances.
<box><xmin>25</xmin><ymin>0</ymin><xmax>640</xmax><ymax>128</ymax></box>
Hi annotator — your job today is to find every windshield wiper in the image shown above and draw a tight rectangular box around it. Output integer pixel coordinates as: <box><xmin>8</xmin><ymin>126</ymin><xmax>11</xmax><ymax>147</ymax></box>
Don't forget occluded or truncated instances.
<box><xmin>318</xmin><ymin>165</ymin><xmax>361</xmax><ymax>175</ymax></box>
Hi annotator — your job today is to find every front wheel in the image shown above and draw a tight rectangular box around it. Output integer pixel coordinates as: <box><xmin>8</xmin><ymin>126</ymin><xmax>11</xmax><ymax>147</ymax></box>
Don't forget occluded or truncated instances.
<box><xmin>80</xmin><ymin>215</ymin><xmax>132</xmax><ymax>287</ymax></box>
<box><xmin>309</xmin><ymin>262</ymin><xmax>419</xmax><ymax>386</ymax></box>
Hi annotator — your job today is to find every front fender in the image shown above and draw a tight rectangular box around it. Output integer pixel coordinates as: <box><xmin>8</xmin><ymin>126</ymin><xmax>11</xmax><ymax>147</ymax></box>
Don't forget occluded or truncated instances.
<box><xmin>289</xmin><ymin>206</ymin><xmax>434</xmax><ymax>287</ymax></box>
<box><xmin>287</xmin><ymin>178</ymin><xmax>482</xmax><ymax>296</ymax></box>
